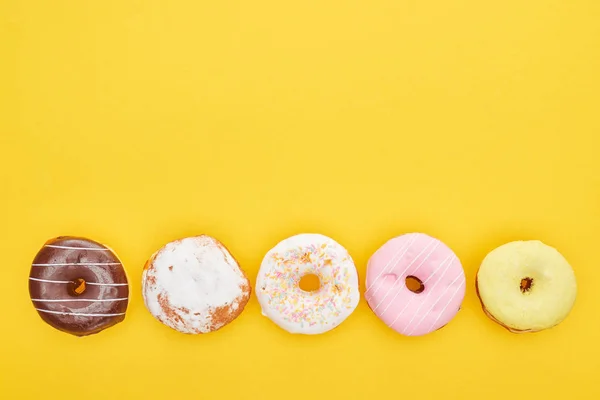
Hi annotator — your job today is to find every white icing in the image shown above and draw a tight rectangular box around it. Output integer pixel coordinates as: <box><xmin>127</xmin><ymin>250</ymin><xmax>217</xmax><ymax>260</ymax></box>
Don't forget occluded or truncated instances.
<box><xmin>29</xmin><ymin>277</ymin><xmax>128</xmax><ymax>286</ymax></box>
<box><xmin>256</xmin><ymin>233</ymin><xmax>360</xmax><ymax>335</ymax></box>
<box><xmin>142</xmin><ymin>235</ymin><xmax>249</xmax><ymax>334</ymax></box>
<box><xmin>45</xmin><ymin>245</ymin><xmax>111</xmax><ymax>251</ymax></box>
<box><xmin>35</xmin><ymin>308</ymin><xmax>125</xmax><ymax>317</ymax></box>
<box><xmin>31</xmin><ymin>298</ymin><xmax>128</xmax><ymax>302</ymax></box>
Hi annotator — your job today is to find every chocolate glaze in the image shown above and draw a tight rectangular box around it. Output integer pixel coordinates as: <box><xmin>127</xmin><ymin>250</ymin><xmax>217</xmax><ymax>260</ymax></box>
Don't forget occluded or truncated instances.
<box><xmin>29</xmin><ymin>237</ymin><xmax>129</xmax><ymax>336</ymax></box>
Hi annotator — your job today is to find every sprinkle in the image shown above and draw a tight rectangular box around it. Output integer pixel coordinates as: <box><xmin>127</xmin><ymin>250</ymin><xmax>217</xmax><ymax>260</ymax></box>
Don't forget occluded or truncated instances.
<box><xmin>258</xmin><ymin>235</ymin><xmax>359</xmax><ymax>330</ymax></box>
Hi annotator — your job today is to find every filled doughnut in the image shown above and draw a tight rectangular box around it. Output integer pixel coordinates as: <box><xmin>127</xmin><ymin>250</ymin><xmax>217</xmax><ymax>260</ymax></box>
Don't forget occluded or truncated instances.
<box><xmin>29</xmin><ymin>237</ymin><xmax>129</xmax><ymax>336</ymax></box>
<box><xmin>142</xmin><ymin>235</ymin><xmax>251</xmax><ymax>334</ymax></box>
<box><xmin>476</xmin><ymin>240</ymin><xmax>577</xmax><ymax>333</ymax></box>
<box><xmin>365</xmin><ymin>233</ymin><xmax>466</xmax><ymax>336</ymax></box>
<box><xmin>256</xmin><ymin>233</ymin><xmax>360</xmax><ymax>334</ymax></box>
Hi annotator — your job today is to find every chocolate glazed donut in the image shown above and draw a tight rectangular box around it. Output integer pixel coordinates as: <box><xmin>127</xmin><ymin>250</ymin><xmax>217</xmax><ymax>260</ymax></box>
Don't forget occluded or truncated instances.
<box><xmin>29</xmin><ymin>237</ymin><xmax>129</xmax><ymax>336</ymax></box>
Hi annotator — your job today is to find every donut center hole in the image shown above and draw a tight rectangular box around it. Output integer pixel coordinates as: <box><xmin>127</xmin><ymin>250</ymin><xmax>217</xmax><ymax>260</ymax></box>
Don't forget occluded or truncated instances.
<box><xmin>405</xmin><ymin>276</ymin><xmax>425</xmax><ymax>294</ymax></box>
<box><xmin>520</xmin><ymin>277</ymin><xmax>533</xmax><ymax>293</ymax></box>
<box><xmin>68</xmin><ymin>278</ymin><xmax>87</xmax><ymax>296</ymax></box>
<box><xmin>299</xmin><ymin>274</ymin><xmax>321</xmax><ymax>292</ymax></box>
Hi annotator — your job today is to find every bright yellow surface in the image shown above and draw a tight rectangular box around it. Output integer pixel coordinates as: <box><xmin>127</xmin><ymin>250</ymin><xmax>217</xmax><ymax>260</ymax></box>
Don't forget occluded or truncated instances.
<box><xmin>1</xmin><ymin>1</ymin><xmax>599</xmax><ymax>399</ymax></box>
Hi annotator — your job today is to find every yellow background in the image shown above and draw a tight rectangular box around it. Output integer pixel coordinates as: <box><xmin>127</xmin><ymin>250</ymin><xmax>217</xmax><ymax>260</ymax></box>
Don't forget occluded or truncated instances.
<box><xmin>1</xmin><ymin>1</ymin><xmax>599</xmax><ymax>399</ymax></box>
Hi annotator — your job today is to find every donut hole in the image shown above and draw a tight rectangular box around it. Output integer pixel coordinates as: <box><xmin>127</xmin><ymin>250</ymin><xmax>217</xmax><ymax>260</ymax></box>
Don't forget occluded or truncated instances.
<box><xmin>520</xmin><ymin>277</ymin><xmax>534</xmax><ymax>293</ymax></box>
<box><xmin>299</xmin><ymin>274</ymin><xmax>321</xmax><ymax>292</ymax></box>
<box><xmin>68</xmin><ymin>278</ymin><xmax>87</xmax><ymax>297</ymax></box>
<box><xmin>405</xmin><ymin>276</ymin><xmax>425</xmax><ymax>294</ymax></box>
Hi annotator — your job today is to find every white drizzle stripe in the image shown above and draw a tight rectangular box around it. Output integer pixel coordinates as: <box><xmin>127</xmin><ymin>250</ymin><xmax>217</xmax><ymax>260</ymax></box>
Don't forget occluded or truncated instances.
<box><xmin>399</xmin><ymin>257</ymin><xmax>458</xmax><ymax>334</ymax></box>
<box><xmin>45</xmin><ymin>245</ymin><xmax>110</xmax><ymax>251</ymax></box>
<box><xmin>407</xmin><ymin>242</ymin><xmax>442</xmax><ymax>277</ymax></box>
<box><xmin>422</xmin><ymin>257</ymin><xmax>453</xmax><ymax>284</ymax></box>
<box><xmin>31</xmin><ymin>263</ymin><xmax>121</xmax><ymax>266</ymax></box>
<box><xmin>31</xmin><ymin>298</ymin><xmax>128</xmax><ymax>303</ymax></box>
<box><xmin>384</xmin><ymin>254</ymin><xmax>453</xmax><ymax>323</ymax></box>
<box><xmin>372</xmin><ymin>239</ymin><xmax>439</xmax><ymax>311</ymax></box>
<box><xmin>377</xmin><ymin>243</ymin><xmax>445</xmax><ymax>315</ymax></box>
<box><xmin>407</xmin><ymin>275</ymin><xmax>465</xmax><ymax>335</ymax></box>
<box><xmin>367</xmin><ymin>234</ymin><xmax>418</xmax><ymax>298</ymax></box>
<box><xmin>28</xmin><ymin>277</ymin><xmax>128</xmax><ymax>286</ymax></box>
<box><xmin>425</xmin><ymin>279</ymin><xmax>466</xmax><ymax>333</ymax></box>
<box><xmin>35</xmin><ymin>309</ymin><xmax>125</xmax><ymax>317</ymax></box>
<box><xmin>365</xmin><ymin>234</ymin><xmax>417</xmax><ymax>294</ymax></box>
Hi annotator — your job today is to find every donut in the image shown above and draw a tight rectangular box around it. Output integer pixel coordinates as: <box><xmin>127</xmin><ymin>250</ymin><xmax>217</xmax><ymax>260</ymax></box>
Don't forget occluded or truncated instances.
<box><xmin>476</xmin><ymin>240</ymin><xmax>577</xmax><ymax>333</ymax></box>
<box><xmin>28</xmin><ymin>237</ymin><xmax>129</xmax><ymax>336</ymax></box>
<box><xmin>142</xmin><ymin>235</ymin><xmax>251</xmax><ymax>334</ymax></box>
<box><xmin>365</xmin><ymin>233</ymin><xmax>466</xmax><ymax>336</ymax></box>
<box><xmin>256</xmin><ymin>233</ymin><xmax>360</xmax><ymax>334</ymax></box>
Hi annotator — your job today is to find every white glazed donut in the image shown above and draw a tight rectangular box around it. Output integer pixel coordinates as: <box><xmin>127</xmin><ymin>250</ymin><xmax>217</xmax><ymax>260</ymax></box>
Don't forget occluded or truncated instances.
<box><xmin>256</xmin><ymin>233</ymin><xmax>360</xmax><ymax>334</ymax></box>
<box><xmin>142</xmin><ymin>235</ymin><xmax>251</xmax><ymax>334</ymax></box>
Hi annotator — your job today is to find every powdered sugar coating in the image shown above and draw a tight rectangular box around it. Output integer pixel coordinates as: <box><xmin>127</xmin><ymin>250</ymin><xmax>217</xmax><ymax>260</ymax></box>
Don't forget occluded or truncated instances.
<box><xmin>366</xmin><ymin>233</ymin><xmax>466</xmax><ymax>336</ymax></box>
<box><xmin>142</xmin><ymin>235</ymin><xmax>251</xmax><ymax>334</ymax></box>
<box><xmin>256</xmin><ymin>233</ymin><xmax>360</xmax><ymax>334</ymax></box>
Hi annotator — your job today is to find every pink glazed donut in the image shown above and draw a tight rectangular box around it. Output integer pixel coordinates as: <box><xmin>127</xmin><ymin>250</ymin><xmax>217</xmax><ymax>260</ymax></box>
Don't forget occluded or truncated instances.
<box><xmin>365</xmin><ymin>233</ymin><xmax>466</xmax><ymax>336</ymax></box>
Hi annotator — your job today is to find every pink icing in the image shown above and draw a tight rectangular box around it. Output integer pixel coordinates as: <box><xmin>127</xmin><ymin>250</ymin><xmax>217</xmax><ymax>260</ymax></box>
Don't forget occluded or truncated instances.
<box><xmin>365</xmin><ymin>233</ymin><xmax>466</xmax><ymax>336</ymax></box>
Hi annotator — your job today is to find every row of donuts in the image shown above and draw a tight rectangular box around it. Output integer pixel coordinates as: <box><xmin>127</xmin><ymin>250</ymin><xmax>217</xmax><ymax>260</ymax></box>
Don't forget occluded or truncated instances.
<box><xmin>28</xmin><ymin>232</ymin><xmax>577</xmax><ymax>337</ymax></box>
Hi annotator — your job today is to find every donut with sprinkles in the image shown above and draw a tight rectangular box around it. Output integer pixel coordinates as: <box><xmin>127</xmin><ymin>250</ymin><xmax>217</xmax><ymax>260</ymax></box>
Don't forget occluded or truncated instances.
<box><xmin>29</xmin><ymin>237</ymin><xmax>129</xmax><ymax>336</ymax></box>
<box><xmin>256</xmin><ymin>233</ymin><xmax>360</xmax><ymax>334</ymax></box>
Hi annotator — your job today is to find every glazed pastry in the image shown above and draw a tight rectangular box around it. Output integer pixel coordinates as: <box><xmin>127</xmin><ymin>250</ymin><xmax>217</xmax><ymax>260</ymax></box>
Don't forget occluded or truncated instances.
<box><xmin>477</xmin><ymin>240</ymin><xmax>577</xmax><ymax>333</ymax></box>
<box><xmin>365</xmin><ymin>233</ymin><xmax>466</xmax><ymax>336</ymax></box>
<box><xmin>29</xmin><ymin>237</ymin><xmax>129</xmax><ymax>336</ymax></box>
<box><xmin>256</xmin><ymin>233</ymin><xmax>360</xmax><ymax>334</ymax></box>
<box><xmin>142</xmin><ymin>235</ymin><xmax>251</xmax><ymax>334</ymax></box>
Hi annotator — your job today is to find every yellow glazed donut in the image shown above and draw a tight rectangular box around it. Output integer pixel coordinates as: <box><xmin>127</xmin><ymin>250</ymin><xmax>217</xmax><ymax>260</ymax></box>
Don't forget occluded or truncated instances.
<box><xmin>476</xmin><ymin>240</ymin><xmax>577</xmax><ymax>333</ymax></box>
